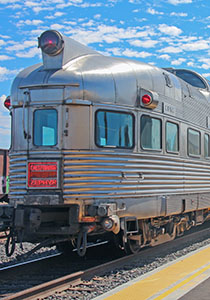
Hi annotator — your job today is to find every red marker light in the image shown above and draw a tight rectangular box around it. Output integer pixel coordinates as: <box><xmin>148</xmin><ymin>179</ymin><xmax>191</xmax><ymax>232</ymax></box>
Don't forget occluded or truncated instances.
<box><xmin>142</xmin><ymin>94</ymin><xmax>152</xmax><ymax>105</ymax></box>
<box><xmin>4</xmin><ymin>96</ymin><xmax>11</xmax><ymax>110</ymax></box>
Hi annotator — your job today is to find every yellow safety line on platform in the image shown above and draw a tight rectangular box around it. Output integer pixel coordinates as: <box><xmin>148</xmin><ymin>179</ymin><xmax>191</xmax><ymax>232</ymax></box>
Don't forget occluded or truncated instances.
<box><xmin>153</xmin><ymin>264</ymin><xmax>210</xmax><ymax>300</ymax></box>
<box><xmin>104</xmin><ymin>246</ymin><xmax>210</xmax><ymax>300</ymax></box>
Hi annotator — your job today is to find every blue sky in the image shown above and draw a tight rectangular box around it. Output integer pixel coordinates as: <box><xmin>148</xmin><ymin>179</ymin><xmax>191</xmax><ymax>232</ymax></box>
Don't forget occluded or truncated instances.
<box><xmin>1</xmin><ymin>0</ymin><xmax>210</xmax><ymax>149</ymax></box>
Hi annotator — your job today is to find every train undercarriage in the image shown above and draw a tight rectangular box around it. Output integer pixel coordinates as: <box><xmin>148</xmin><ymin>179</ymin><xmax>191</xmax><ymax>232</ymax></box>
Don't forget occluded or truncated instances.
<box><xmin>0</xmin><ymin>203</ymin><xmax>209</xmax><ymax>258</ymax></box>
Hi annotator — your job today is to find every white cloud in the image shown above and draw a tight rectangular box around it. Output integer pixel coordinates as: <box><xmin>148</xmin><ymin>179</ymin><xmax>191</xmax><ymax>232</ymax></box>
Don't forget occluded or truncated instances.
<box><xmin>94</xmin><ymin>14</ymin><xmax>101</xmax><ymax>19</ymax></box>
<box><xmin>106</xmin><ymin>47</ymin><xmax>152</xmax><ymax>58</ymax></box>
<box><xmin>181</xmin><ymin>40</ymin><xmax>210</xmax><ymax>51</ymax></box>
<box><xmin>80</xmin><ymin>2</ymin><xmax>102</xmax><ymax>8</ymax></box>
<box><xmin>16</xmin><ymin>47</ymin><xmax>40</xmax><ymax>58</ymax></box>
<box><xmin>198</xmin><ymin>58</ymin><xmax>210</xmax><ymax>70</ymax></box>
<box><xmin>168</xmin><ymin>0</ymin><xmax>192</xmax><ymax>4</ymax></box>
<box><xmin>30</xmin><ymin>29</ymin><xmax>44</xmax><ymax>36</ymax></box>
<box><xmin>0</xmin><ymin>0</ymin><xmax>19</xmax><ymax>3</ymax></box>
<box><xmin>0</xmin><ymin>34</ymin><xmax>10</xmax><ymax>39</ymax></box>
<box><xmin>129</xmin><ymin>0</ymin><xmax>141</xmax><ymax>3</ymax></box>
<box><xmin>18</xmin><ymin>19</ymin><xmax>43</xmax><ymax>26</ymax></box>
<box><xmin>65</xmin><ymin>24</ymin><xmax>155</xmax><ymax>46</ymax></box>
<box><xmin>171</xmin><ymin>58</ymin><xmax>186</xmax><ymax>65</ymax></box>
<box><xmin>170</xmin><ymin>12</ymin><xmax>188</xmax><ymax>17</ymax></box>
<box><xmin>50</xmin><ymin>23</ymin><xmax>65</xmax><ymax>31</ymax></box>
<box><xmin>24</xmin><ymin>1</ymin><xmax>38</xmax><ymax>7</ymax></box>
<box><xmin>129</xmin><ymin>39</ymin><xmax>158</xmax><ymax>48</ymax></box>
<box><xmin>6</xmin><ymin>40</ymin><xmax>37</xmax><ymax>51</ymax></box>
<box><xmin>187</xmin><ymin>61</ymin><xmax>195</xmax><ymax>67</ymax></box>
<box><xmin>158</xmin><ymin>54</ymin><xmax>171</xmax><ymax>60</ymax></box>
<box><xmin>33</xmin><ymin>6</ymin><xmax>54</xmax><ymax>13</ymax></box>
<box><xmin>54</xmin><ymin>11</ymin><xmax>65</xmax><ymax>17</ymax></box>
<box><xmin>147</xmin><ymin>8</ymin><xmax>164</xmax><ymax>15</ymax></box>
<box><xmin>107</xmin><ymin>47</ymin><xmax>123</xmax><ymax>56</ymax></box>
<box><xmin>7</xmin><ymin>4</ymin><xmax>22</xmax><ymax>9</ymax></box>
<box><xmin>202</xmin><ymin>73</ymin><xmax>210</xmax><ymax>79</ymax></box>
<box><xmin>122</xmin><ymin>49</ymin><xmax>152</xmax><ymax>58</ymax></box>
<box><xmin>0</xmin><ymin>40</ymin><xmax>6</xmax><ymax>46</ymax></box>
<box><xmin>158</xmin><ymin>24</ymin><xmax>182</xmax><ymax>36</ymax></box>
<box><xmin>159</xmin><ymin>46</ymin><xmax>182</xmax><ymax>53</ymax></box>
<box><xmin>0</xmin><ymin>66</ymin><xmax>18</xmax><ymax>81</ymax></box>
<box><xmin>0</xmin><ymin>55</ymin><xmax>14</xmax><ymax>61</ymax></box>
<box><xmin>81</xmin><ymin>20</ymin><xmax>95</xmax><ymax>27</ymax></box>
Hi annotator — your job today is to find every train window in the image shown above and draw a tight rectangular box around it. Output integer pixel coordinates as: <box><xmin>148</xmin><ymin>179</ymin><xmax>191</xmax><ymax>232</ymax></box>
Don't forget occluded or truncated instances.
<box><xmin>165</xmin><ymin>68</ymin><xmax>207</xmax><ymax>89</ymax></box>
<box><xmin>175</xmin><ymin>70</ymin><xmax>207</xmax><ymax>89</ymax></box>
<box><xmin>188</xmin><ymin>128</ymin><xmax>201</xmax><ymax>156</ymax></box>
<box><xmin>141</xmin><ymin>115</ymin><xmax>162</xmax><ymax>150</ymax></box>
<box><xmin>34</xmin><ymin>109</ymin><xmax>58</xmax><ymax>146</ymax></box>
<box><xmin>166</xmin><ymin>122</ymin><xmax>179</xmax><ymax>153</ymax></box>
<box><xmin>95</xmin><ymin>110</ymin><xmax>134</xmax><ymax>148</ymax></box>
<box><xmin>204</xmin><ymin>134</ymin><xmax>210</xmax><ymax>157</ymax></box>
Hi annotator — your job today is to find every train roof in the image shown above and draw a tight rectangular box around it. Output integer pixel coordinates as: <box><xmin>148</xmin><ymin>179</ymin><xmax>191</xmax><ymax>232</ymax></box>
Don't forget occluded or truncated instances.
<box><xmin>10</xmin><ymin>30</ymin><xmax>210</xmax><ymax>129</ymax></box>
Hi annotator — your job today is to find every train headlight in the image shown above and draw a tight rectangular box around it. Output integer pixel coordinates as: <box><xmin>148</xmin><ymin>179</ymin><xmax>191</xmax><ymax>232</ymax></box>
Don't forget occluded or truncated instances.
<box><xmin>38</xmin><ymin>30</ymin><xmax>64</xmax><ymax>56</ymax></box>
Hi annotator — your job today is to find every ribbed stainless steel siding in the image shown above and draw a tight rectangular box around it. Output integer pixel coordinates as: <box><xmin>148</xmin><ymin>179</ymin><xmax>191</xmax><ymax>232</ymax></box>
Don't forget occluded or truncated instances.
<box><xmin>9</xmin><ymin>152</ymin><xmax>27</xmax><ymax>199</ymax></box>
<box><xmin>63</xmin><ymin>151</ymin><xmax>210</xmax><ymax>200</ymax></box>
<box><xmin>8</xmin><ymin>150</ymin><xmax>210</xmax><ymax>206</ymax></box>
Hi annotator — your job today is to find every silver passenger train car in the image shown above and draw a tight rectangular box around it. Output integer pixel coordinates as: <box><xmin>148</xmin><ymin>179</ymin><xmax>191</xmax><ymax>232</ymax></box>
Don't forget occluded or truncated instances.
<box><xmin>1</xmin><ymin>30</ymin><xmax>210</xmax><ymax>256</ymax></box>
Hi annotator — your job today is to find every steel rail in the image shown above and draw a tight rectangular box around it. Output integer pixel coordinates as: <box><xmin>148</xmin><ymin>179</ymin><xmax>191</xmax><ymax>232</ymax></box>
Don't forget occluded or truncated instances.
<box><xmin>0</xmin><ymin>252</ymin><xmax>61</xmax><ymax>272</ymax></box>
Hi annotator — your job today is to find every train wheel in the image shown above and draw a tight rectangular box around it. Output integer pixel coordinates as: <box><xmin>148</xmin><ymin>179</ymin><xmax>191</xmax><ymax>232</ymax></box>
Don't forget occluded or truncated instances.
<box><xmin>124</xmin><ymin>238</ymin><xmax>141</xmax><ymax>255</ymax></box>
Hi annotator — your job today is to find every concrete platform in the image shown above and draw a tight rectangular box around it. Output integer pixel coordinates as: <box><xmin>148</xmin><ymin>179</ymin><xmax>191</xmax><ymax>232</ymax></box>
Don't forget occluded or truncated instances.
<box><xmin>95</xmin><ymin>244</ymin><xmax>210</xmax><ymax>300</ymax></box>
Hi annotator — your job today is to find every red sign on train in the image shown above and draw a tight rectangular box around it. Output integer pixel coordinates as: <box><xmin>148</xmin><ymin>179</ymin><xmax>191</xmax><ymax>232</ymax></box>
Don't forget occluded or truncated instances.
<box><xmin>28</xmin><ymin>162</ymin><xmax>58</xmax><ymax>188</ymax></box>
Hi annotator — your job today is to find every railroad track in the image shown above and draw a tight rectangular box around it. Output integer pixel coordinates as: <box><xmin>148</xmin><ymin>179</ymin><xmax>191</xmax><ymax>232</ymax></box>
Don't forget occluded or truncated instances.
<box><xmin>1</xmin><ymin>223</ymin><xmax>210</xmax><ymax>300</ymax></box>
<box><xmin>0</xmin><ymin>252</ymin><xmax>61</xmax><ymax>272</ymax></box>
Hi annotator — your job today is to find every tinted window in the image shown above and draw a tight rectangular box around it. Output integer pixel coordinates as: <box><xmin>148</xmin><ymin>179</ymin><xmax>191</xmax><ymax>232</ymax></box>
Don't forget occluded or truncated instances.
<box><xmin>166</xmin><ymin>122</ymin><xmax>179</xmax><ymax>153</ymax></box>
<box><xmin>204</xmin><ymin>134</ymin><xmax>210</xmax><ymax>157</ymax></box>
<box><xmin>175</xmin><ymin>70</ymin><xmax>206</xmax><ymax>89</ymax></box>
<box><xmin>34</xmin><ymin>109</ymin><xmax>57</xmax><ymax>146</ymax></box>
<box><xmin>95</xmin><ymin>110</ymin><xmax>134</xmax><ymax>148</ymax></box>
<box><xmin>141</xmin><ymin>115</ymin><xmax>162</xmax><ymax>150</ymax></box>
<box><xmin>188</xmin><ymin>129</ymin><xmax>200</xmax><ymax>156</ymax></box>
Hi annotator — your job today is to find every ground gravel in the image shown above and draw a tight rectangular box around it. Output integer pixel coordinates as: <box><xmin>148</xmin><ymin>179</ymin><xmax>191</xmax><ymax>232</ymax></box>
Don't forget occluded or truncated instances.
<box><xmin>0</xmin><ymin>241</ymin><xmax>57</xmax><ymax>269</ymax></box>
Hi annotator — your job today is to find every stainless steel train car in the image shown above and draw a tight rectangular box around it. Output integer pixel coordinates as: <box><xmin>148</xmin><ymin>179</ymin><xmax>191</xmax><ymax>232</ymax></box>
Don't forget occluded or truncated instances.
<box><xmin>1</xmin><ymin>29</ymin><xmax>210</xmax><ymax>256</ymax></box>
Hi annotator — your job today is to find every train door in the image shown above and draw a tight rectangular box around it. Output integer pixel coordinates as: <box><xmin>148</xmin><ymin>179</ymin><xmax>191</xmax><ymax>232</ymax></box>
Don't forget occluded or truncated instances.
<box><xmin>16</xmin><ymin>88</ymin><xmax>63</xmax><ymax>152</ymax></box>
<box><xmin>28</xmin><ymin>105</ymin><xmax>62</xmax><ymax>151</ymax></box>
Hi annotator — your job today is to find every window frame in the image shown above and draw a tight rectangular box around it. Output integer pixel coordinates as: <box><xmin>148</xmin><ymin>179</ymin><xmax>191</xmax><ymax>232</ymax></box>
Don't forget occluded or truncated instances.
<box><xmin>187</xmin><ymin>127</ymin><xmax>201</xmax><ymax>157</ymax></box>
<box><xmin>33</xmin><ymin>108</ymin><xmax>58</xmax><ymax>147</ymax></box>
<box><xmin>165</xmin><ymin>121</ymin><xmax>179</xmax><ymax>154</ymax></box>
<box><xmin>95</xmin><ymin>109</ymin><xmax>135</xmax><ymax>149</ymax></box>
<box><xmin>140</xmin><ymin>114</ymin><xmax>162</xmax><ymax>152</ymax></box>
<box><xmin>204</xmin><ymin>133</ymin><xmax>210</xmax><ymax>158</ymax></box>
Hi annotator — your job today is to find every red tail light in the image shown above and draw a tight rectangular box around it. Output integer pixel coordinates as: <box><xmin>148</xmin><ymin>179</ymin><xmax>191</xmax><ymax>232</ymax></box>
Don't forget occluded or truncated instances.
<box><xmin>4</xmin><ymin>96</ymin><xmax>11</xmax><ymax>110</ymax></box>
<box><xmin>28</xmin><ymin>162</ymin><xmax>58</xmax><ymax>188</ymax></box>
<box><xmin>140</xmin><ymin>90</ymin><xmax>159</xmax><ymax>109</ymax></box>
<box><xmin>142</xmin><ymin>94</ymin><xmax>152</xmax><ymax>105</ymax></box>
